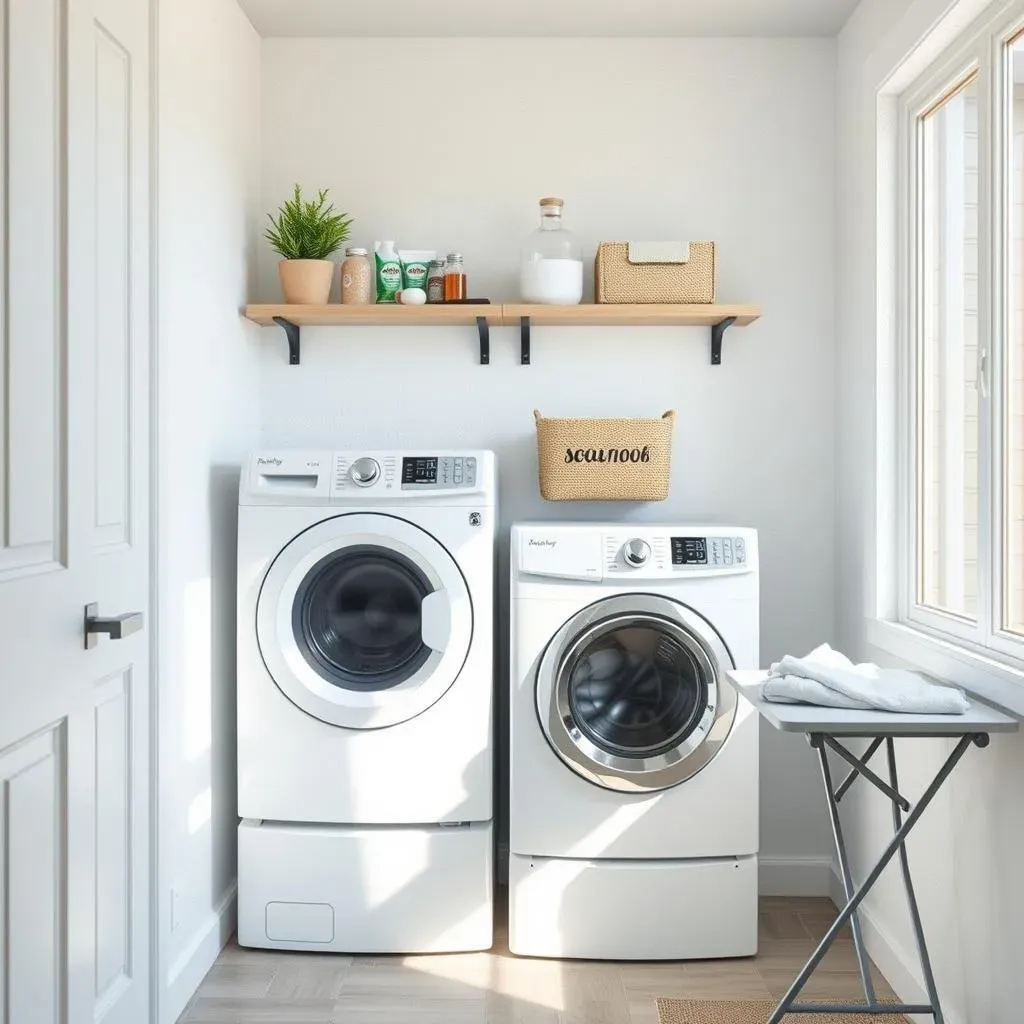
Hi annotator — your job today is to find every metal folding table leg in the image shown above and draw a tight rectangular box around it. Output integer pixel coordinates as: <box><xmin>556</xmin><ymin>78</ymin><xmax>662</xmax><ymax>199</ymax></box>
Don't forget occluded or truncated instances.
<box><xmin>885</xmin><ymin>737</ymin><xmax>945</xmax><ymax>1023</ymax></box>
<box><xmin>766</xmin><ymin>733</ymin><xmax>980</xmax><ymax>1022</ymax></box>
<box><xmin>815</xmin><ymin>740</ymin><xmax>876</xmax><ymax>1004</ymax></box>
<box><xmin>833</xmin><ymin>736</ymin><xmax>884</xmax><ymax>803</ymax></box>
<box><xmin>823</xmin><ymin>735</ymin><xmax>909</xmax><ymax>810</ymax></box>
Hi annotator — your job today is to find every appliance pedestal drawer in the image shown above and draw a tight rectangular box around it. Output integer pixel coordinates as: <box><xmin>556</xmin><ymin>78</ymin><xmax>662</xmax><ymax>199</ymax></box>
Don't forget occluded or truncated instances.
<box><xmin>239</xmin><ymin>818</ymin><xmax>493</xmax><ymax>953</ymax></box>
<box><xmin>509</xmin><ymin>852</ymin><xmax>757</xmax><ymax>960</ymax></box>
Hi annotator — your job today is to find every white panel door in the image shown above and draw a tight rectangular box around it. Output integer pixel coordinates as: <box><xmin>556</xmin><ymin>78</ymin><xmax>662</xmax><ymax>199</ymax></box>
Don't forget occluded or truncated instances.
<box><xmin>0</xmin><ymin>0</ymin><xmax>151</xmax><ymax>1021</ymax></box>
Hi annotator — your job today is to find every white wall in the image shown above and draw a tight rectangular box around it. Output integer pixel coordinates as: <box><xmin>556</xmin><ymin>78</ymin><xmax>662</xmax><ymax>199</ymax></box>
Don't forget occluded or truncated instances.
<box><xmin>257</xmin><ymin>37</ymin><xmax>838</xmax><ymax>886</ymax></box>
<box><xmin>156</xmin><ymin>0</ymin><xmax>262</xmax><ymax>1019</ymax></box>
<box><xmin>837</xmin><ymin>0</ymin><xmax>1024</xmax><ymax>1020</ymax></box>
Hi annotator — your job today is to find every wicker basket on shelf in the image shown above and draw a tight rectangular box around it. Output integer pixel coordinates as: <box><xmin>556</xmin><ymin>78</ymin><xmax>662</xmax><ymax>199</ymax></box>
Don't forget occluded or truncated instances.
<box><xmin>534</xmin><ymin>410</ymin><xmax>675</xmax><ymax>501</ymax></box>
<box><xmin>595</xmin><ymin>241</ymin><xmax>716</xmax><ymax>304</ymax></box>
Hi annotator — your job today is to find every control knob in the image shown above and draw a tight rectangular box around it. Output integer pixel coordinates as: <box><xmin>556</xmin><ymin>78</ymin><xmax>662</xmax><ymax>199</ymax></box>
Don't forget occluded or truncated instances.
<box><xmin>622</xmin><ymin>538</ymin><xmax>651</xmax><ymax>567</ymax></box>
<box><xmin>349</xmin><ymin>457</ymin><xmax>381</xmax><ymax>487</ymax></box>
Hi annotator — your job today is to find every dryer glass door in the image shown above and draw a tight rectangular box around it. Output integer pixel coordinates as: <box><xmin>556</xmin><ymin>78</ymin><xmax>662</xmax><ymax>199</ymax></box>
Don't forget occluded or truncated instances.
<box><xmin>257</xmin><ymin>513</ymin><xmax>472</xmax><ymax>729</ymax></box>
<box><xmin>536</xmin><ymin>594</ymin><xmax>736</xmax><ymax>793</ymax></box>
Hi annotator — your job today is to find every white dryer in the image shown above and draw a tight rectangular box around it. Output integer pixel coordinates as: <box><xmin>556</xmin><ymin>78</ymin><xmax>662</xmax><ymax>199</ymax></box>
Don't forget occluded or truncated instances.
<box><xmin>237</xmin><ymin>450</ymin><xmax>495</xmax><ymax>953</ymax></box>
<box><xmin>509</xmin><ymin>523</ymin><xmax>759</xmax><ymax>960</ymax></box>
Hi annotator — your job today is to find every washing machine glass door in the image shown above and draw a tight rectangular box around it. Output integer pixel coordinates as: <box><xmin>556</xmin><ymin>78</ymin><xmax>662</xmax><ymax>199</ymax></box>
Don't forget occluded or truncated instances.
<box><xmin>257</xmin><ymin>513</ymin><xmax>472</xmax><ymax>729</ymax></box>
<box><xmin>536</xmin><ymin>594</ymin><xmax>736</xmax><ymax>793</ymax></box>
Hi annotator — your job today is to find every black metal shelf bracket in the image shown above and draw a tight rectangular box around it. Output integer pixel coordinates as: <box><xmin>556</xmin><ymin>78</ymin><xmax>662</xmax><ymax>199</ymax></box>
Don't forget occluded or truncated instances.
<box><xmin>477</xmin><ymin>317</ymin><xmax>490</xmax><ymax>365</ymax></box>
<box><xmin>268</xmin><ymin>311</ymin><xmax>741</xmax><ymax>367</ymax></box>
<box><xmin>710</xmin><ymin>316</ymin><xmax>737</xmax><ymax>366</ymax></box>
<box><xmin>272</xmin><ymin>316</ymin><xmax>301</xmax><ymax>365</ymax></box>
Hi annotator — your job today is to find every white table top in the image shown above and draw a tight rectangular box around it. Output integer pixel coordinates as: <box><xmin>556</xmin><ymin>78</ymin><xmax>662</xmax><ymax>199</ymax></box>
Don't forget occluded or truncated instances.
<box><xmin>727</xmin><ymin>670</ymin><xmax>1019</xmax><ymax>735</ymax></box>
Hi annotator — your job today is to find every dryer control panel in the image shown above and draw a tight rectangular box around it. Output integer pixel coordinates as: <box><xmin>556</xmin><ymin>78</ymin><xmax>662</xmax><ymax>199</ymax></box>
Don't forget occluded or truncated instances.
<box><xmin>604</xmin><ymin>532</ymin><xmax>750</xmax><ymax>575</ymax></box>
<box><xmin>671</xmin><ymin>535</ymin><xmax>748</xmax><ymax>568</ymax></box>
<box><xmin>514</xmin><ymin>524</ymin><xmax>757</xmax><ymax>582</ymax></box>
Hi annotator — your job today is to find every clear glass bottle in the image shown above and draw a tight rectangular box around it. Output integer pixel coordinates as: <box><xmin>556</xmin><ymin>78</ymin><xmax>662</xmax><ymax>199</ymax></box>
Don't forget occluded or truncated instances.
<box><xmin>520</xmin><ymin>197</ymin><xmax>583</xmax><ymax>304</ymax></box>
<box><xmin>340</xmin><ymin>247</ymin><xmax>372</xmax><ymax>304</ymax></box>
<box><xmin>426</xmin><ymin>258</ymin><xmax>446</xmax><ymax>303</ymax></box>
<box><xmin>444</xmin><ymin>252</ymin><xmax>466</xmax><ymax>301</ymax></box>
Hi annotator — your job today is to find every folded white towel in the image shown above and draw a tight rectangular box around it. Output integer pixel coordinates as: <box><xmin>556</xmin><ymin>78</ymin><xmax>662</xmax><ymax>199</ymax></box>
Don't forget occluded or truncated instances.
<box><xmin>762</xmin><ymin>644</ymin><xmax>970</xmax><ymax>715</ymax></box>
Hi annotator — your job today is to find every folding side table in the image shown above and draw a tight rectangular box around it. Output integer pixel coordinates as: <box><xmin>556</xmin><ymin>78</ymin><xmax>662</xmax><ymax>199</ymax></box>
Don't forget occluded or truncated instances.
<box><xmin>728</xmin><ymin>670</ymin><xmax>1018</xmax><ymax>1022</ymax></box>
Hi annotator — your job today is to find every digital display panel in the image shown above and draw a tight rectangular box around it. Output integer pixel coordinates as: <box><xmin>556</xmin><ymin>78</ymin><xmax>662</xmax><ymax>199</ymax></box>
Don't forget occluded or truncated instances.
<box><xmin>402</xmin><ymin>457</ymin><xmax>438</xmax><ymax>485</ymax></box>
<box><xmin>671</xmin><ymin>537</ymin><xmax>707</xmax><ymax>565</ymax></box>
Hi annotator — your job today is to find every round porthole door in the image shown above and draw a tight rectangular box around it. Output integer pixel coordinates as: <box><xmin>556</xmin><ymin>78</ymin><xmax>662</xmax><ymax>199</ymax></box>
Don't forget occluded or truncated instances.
<box><xmin>257</xmin><ymin>513</ymin><xmax>472</xmax><ymax>729</ymax></box>
<box><xmin>535</xmin><ymin>594</ymin><xmax>736</xmax><ymax>793</ymax></box>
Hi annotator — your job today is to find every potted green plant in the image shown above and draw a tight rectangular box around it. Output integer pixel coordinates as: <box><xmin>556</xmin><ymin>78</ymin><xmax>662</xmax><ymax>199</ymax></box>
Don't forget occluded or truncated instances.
<box><xmin>265</xmin><ymin>184</ymin><xmax>353</xmax><ymax>304</ymax></box>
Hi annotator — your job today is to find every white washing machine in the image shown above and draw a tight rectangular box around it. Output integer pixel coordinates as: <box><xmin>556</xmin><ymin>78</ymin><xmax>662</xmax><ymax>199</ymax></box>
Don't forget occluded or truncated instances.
<box><xmin>509</xmin><ymin>523</ymin><xmax>759</xmax><ymax>960</ymax></box>
<box><xmin>237</xmin><ymin>450</ymin><xmax>495</xmax><ymax>953</ymax></box>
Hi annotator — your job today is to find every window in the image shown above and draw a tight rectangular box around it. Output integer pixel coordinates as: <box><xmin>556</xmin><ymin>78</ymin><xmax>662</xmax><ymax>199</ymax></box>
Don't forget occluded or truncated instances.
<box><xmin>1005</xmin><ymin>31</ymin><xmax>1024</xmax><ymax>636</ymax></box>
<box><xmin>916</xmin><ymin>73</ymin><xmax>980</xmax><ymax>623</ymax></box>
<box><xmin>898</xmin><ymin>6</ymin><xmax>1024</xmax><ymax>666</ymax></box>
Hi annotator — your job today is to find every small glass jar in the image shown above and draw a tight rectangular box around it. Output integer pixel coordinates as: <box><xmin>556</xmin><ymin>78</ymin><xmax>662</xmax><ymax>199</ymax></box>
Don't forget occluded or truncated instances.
<box><xmin>340</xmin><ymin>246</ymin><xmax>372</xmax><ymax>304</ymax></box>
<box><xmin>444</xmin><ymin>252</ymin><xmax>466</xmax><ymax>302</ymax></box>
<box><xmin>520</xmin><ymin>197</ymin><xmax>583</xmax><ymax>304</ymax></box>
<box><xmin>426</xmin><ymin>259</ymin><xmax>446</xmax><ymax>303</ymax></box>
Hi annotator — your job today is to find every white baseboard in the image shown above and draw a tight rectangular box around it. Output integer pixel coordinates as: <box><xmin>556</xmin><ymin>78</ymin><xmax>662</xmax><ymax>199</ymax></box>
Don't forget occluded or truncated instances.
<box><xmin>163</xmin><ymin>883</ymin><xmax>237</xmax><ymax>1024</ymax></box>
<box><xmin>829</xmin><ymin>865</ymin><xmax>963</xmax><ymax>1024</ymax></box>
<box><xmin>828</xmin><ymin>863</ymin><xmax>842</xmax><ymax>908</ymax></box>
<box><xmin>758</xmin><ymin>855</ymin><xmax>834</xmax><ymax>896</ymax></box>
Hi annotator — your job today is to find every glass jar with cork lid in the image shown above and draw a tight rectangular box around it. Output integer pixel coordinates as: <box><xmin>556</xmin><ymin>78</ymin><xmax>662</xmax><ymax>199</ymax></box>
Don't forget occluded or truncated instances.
<box><xmin>520</xmin><ymin>197</ymin><xmax>584</xmax><ymax>304</ymax></box>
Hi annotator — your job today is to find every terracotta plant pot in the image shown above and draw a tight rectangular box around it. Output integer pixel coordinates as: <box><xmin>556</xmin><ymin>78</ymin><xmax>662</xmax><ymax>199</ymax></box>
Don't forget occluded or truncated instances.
<box><xmin>278</xmin><ymin>259</ymin><xmax>335</xmax><ymax>304</ymax></box>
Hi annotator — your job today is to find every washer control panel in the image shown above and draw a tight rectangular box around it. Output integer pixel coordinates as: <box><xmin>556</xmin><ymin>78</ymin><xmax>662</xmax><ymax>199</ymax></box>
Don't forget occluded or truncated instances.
<box><xmin>401</xmin><ymin>456</ymin><xmax>477</xmax><ymax>490</ymax></box>
<box><xmin>240</xmin><ymin>450</ymin><xmax>495</xmax><ymax>505</ymax></box>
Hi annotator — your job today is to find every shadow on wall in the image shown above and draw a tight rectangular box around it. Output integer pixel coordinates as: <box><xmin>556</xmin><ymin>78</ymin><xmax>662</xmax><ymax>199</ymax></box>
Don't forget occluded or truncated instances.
<box><xmin>208</xmin><ymin>464</ymin><xmax>243</xmax><ymax>901</ymax></box>
<box><xmin>167</xmin><ymin>462</ymin><xmax>247</xmax><ymax>979</ymax></box>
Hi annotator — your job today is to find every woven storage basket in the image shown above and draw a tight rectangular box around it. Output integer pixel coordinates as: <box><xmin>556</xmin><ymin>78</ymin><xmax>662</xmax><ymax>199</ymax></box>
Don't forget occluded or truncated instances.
<box><xmin>595</xmin><ymin>241</ymin><xmax>716</xmax><ymax>304</ymax></box>
<box><xmin>534</xmin><ymin>410</ymin><xmax>675</xmax><ymax>501</ymax></box>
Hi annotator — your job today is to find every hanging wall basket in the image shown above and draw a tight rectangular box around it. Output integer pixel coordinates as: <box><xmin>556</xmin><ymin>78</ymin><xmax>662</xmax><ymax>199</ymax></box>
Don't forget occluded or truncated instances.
<box><xmin>534</xmin><ymin>409</ymin><xmax>676</xmax><ymax>501</ymax></box>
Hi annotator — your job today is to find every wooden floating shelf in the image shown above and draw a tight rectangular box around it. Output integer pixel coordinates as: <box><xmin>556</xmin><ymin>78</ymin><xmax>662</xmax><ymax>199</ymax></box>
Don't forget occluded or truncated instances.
<box><xmin>243</xmin><ymin>303</ymin><xmax>762</xmax><ymax>367</ymax></box>
<box><xmin>501</xmin><ymin>303</ymin><xmax>761</xmax><ymax>327</ymax></box>
<box><xmin>244</xmin><ymin>303</ymin><xmax>504</xmax><ymax>327</ymax></box>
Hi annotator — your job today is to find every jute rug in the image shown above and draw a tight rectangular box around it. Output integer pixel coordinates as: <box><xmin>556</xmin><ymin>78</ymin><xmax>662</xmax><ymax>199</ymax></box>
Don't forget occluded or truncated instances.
<box><xmin>656</xmin><ymin>999</ymin><xmax>909</xmax><ymax>1023</ymax></box>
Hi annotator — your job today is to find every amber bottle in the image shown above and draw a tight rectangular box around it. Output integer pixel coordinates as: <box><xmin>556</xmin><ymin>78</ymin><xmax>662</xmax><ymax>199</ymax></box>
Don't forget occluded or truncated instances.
<box><xmin>444</xmin><ymin>252</ymin><xmax>466</xmax><ymax>301</ymax></box>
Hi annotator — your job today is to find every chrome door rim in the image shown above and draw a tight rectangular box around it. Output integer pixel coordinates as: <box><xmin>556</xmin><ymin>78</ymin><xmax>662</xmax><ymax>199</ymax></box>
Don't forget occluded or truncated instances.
<box><xmin>536</xmin><ymin>593</ymin><xmax>736</xmax><ymax>793</ymax></box>
<box><xmin>257</xmin><ymin>513</ymin><xmax>472</xmax><ymax>730</ymax></box>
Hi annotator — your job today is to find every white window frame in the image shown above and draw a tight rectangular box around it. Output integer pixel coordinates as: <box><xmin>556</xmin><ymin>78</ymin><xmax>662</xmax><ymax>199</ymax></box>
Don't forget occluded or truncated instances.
<box><xmin>879</xmin><ymin>0</ymin><xmax>1024</xmax><ymax>691</ymax></box>
<box><xmin>899</xmin><ymin>48</ymin><xmax>989</xmax><ymax>646</ymax></box>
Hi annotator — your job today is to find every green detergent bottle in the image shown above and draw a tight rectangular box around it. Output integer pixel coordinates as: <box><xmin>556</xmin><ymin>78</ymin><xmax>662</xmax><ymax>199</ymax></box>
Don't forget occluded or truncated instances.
<box><xmin>375</xmin><ymin>241</ymin><xmax>402</xmax><ymax>303</ymax></box>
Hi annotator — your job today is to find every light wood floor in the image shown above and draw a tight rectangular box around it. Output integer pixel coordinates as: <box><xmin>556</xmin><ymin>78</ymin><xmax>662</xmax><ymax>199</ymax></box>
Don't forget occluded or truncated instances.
<box><xmin>178</xmin><ymin>896</ymin><xmax>895</xmax><ymax>1023</ymax></box>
